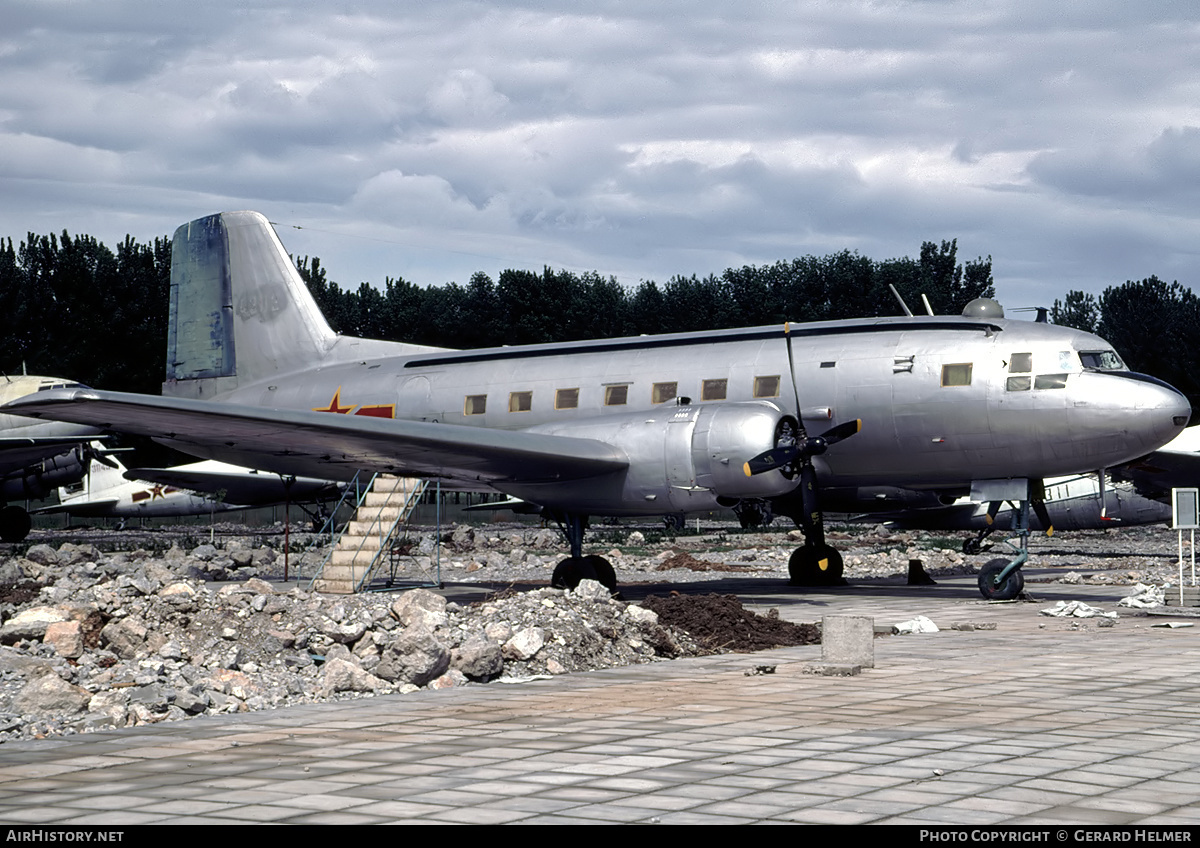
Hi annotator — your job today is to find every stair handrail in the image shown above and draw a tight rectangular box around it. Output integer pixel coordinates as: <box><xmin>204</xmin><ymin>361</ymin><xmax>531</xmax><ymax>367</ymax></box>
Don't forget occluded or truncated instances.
<box><xmin>309</xmin><ymin>470</ymin><xmax>378</xmax><ymax>591</ymax></box>
<box><xmin>354</xmin><ymin>478</ymin><xmax>429</xmax><ymax>592</ymax></box>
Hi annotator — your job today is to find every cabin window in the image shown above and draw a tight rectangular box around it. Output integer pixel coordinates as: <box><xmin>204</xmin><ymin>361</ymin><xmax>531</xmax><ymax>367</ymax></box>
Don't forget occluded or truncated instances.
<box><xmin>1006</xmin><ymin>352</ymin><xmax>1032</xmax><ymax>392</ymax></box>
<box><xmin>509</xmin><ymin>391</ymin><xmax>532</xmax><ymax>413</ymax></box>
<box><xmin>941</xmin><ymin>363</ymin><xmax>973</xmax><ymax>387</ymax></box>
<box><xmin>605</xmin><ymin>385</ymin><xmax>629</xmax><ymax>406</ymax></box>
<box><xmin>753</xmin><ymin>375</ymin><xmax>780</xmax><ymax>398</ymax></box>
<box><xmin>652</xmin><ymin>382</ymin><xmax>677</xmax><ymax>404</ymax></box>
<box><xmin>555</xmin><ymin>388</ymin><xmax>579</xmax><ymax>410</ymax></box>
<box><xmin>701</xmin><ymin>379</ymin><xmax>727</xmax><ymax>401</ymax></box>
<box><xmin>464</xmin><ymin>394</ymin><xmax>487</xmax><ymax>415</ymax></box>
<box><xmin>1034</xmin><ymin>374</ymin><xmax>1068</xmax><ymax>390</ymax></box>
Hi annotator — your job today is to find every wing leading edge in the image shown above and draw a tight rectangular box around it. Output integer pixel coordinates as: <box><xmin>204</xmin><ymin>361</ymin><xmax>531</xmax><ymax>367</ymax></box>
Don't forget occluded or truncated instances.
<box><xmin>2</xmin><ymin>388</ymin><xmax>630</xmax><ymax>487</ymax></box>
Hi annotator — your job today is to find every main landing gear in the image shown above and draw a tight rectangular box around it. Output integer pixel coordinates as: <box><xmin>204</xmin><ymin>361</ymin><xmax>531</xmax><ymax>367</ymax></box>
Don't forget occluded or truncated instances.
<box><xmin>788</xmin><ymin>542</ymin><xmax>845</xmax><ymax>586</ymax></box>
<box><xmin>549</xmin><ymin>513</ymin><xmax>618</xmax><ymax>593</ymax></box>
<box><xmin>0</xmin><ymin>505</ymin><xmax>31</xmax><ymax>543</ymax></box>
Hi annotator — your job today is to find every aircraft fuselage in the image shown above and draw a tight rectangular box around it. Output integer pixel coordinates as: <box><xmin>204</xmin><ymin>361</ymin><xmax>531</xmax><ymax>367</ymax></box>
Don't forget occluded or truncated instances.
<box><xmin>185</xmin><ymin>314</ymin><xmax>1188</xmax><ymax>508</ymax></box>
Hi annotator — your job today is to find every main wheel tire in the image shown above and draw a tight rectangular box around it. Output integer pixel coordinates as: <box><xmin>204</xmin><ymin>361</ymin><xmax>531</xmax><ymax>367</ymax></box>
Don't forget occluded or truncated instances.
<box><xmin>551</xmin><ymin>556</ymin><xmax>598</xmax><ymax>590</ymax></box>
<box><xmin>977</xmin><ymin>558</ymin><xmax>1025</xmax><ymax>600</ymax></box>
<box><xmin>788</xmin><ymin>544</ymin><xmax>845</xmax><ymax>586</ymax></box>
<box><xmin>962</xmin><ymin>538</ymin><xmax>983</xmax><ymax>555</ymax></box>
<box><xmin>0</xmin><ymin>506</ymin><xmax>31</xmax><ymax>543</ymax></box>
<box><xmin>580</xmin><ymin>555</ymin><xmax>617</xmax><ymax>591</ymax></box>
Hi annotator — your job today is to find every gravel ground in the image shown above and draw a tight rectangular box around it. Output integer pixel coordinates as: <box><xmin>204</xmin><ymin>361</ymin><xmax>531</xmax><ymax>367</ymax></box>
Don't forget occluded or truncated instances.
<box><xmin>0</xmin><ymin>517</ymin><xmax>1187</xmax><ymax>743</ymax></box>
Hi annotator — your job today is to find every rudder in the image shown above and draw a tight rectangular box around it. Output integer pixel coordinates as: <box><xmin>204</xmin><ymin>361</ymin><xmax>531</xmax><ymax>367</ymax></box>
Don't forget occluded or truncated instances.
<box><xmin>164</xmin><ymin>211</ymin><xmax>338</xmax><ymax>399</ymax></box>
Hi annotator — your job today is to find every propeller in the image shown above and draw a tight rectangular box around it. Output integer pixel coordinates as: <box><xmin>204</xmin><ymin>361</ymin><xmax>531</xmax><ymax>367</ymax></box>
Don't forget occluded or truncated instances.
<box><xmin>743</xmin><ymin>419</ymin><xmax>862</xmax><ymax>477</ymax></box>
<box><xmin>82</xmin><ymin>442</ymin><xmax>120</xmax><ymax>470</ymax></box>
<box><xmin>744</xmin><ymin>322</ymin><xmax>863</xmax><ymax>476</ymax></box>
<box><xmin>1030</xmin><ymin>478</ymin><xmax>1054</xmax><ymax>536</ymax></box>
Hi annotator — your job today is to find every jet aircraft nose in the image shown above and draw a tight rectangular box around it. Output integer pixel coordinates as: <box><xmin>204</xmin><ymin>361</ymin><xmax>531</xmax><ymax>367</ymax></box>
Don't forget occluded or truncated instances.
<box><xmin>1067</xmin><ymin>371</ymin><xmax>1190</xmax><ymax>466</ymax></box>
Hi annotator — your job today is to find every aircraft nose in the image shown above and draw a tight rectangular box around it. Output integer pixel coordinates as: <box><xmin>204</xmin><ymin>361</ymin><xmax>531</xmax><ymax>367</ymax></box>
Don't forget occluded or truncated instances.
<box><xmin>1071</xmin><ymin>371</ymin><xmax>1190</xmax><ymax>464</ymax></box>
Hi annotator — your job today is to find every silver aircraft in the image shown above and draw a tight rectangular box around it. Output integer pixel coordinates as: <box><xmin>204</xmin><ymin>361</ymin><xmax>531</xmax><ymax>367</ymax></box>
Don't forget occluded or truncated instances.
<box><xmin>0</xmin><ymin>374</ymin><xmax>101</xmax><ymax>541</ymax></box>
<box><xmin>4</xmin><ymin>211</ymin><xmax>1191</xmax><ymax>599</ymax></box>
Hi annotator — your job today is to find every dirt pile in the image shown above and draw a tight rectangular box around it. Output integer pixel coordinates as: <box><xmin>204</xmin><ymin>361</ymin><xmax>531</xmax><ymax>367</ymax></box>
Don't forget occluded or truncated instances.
<box><xmin>643</xmin><ymin>593</ymin><xmax>820</xmax><ymax>652</ymax></box>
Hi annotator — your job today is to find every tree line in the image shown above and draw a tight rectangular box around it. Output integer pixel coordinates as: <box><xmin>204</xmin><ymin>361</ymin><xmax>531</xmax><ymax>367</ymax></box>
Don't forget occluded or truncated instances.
<box><xmin>298</xmin><ymin>239</ymin><xmax>994</xmax><ymax>348</ymax></box>
<box><xmin>1</xmin><ymin>226</ymin><xmax>1196</xmax><ymax>417</ymax></box>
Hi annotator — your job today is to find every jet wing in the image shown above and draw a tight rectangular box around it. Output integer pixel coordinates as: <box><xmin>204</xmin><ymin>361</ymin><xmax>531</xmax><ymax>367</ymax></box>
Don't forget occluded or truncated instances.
<box><xmin>1112</xmin><ymin>426</ymin><xmax>1200</xmax><ymax>501</ymax></box>
<box><xmin>3</xmin><ymin>388</ymin><xmax>630</xmax><ymax>487</ymax></box>
<box><xmin>123</xmin><ymin>467</ymin><xmax>341</xmax><ymax>505</ymax></box>
<box><xmin>34</xmin><ymin>499</ymin><xmax>120</xmax><ymax>517</ymax></box>
<box><xmin>1113</xmin><ymin>452</ymin><xmax>1200</xmax><ymax>501</ymax></box>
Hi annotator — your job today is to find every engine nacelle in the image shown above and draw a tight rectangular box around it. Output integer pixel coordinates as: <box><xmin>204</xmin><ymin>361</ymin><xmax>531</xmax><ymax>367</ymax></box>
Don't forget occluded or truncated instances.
<box><xmin>516</xmin><ymin>402</ymin><xmax>800</xmax><ymax>515</ymax></box>
<box><xmin>0</xmin><ymin>446</ymin><xmax>87</xmax><ymax>501</ymax></box>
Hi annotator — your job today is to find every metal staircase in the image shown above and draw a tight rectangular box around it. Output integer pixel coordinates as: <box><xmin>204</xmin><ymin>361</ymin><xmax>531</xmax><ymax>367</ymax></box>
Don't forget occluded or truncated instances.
<box><xmin>310</xmin><ymin>474</ymin><xmax>432</xmax><ymax>593</ymax></box>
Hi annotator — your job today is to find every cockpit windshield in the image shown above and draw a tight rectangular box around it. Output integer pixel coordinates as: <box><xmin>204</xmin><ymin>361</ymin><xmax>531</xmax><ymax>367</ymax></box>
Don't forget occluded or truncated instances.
<box><xmin>1079</xmin><ymin>350</ymin><xmax>1125</xmax><ymax>371</ymax></box>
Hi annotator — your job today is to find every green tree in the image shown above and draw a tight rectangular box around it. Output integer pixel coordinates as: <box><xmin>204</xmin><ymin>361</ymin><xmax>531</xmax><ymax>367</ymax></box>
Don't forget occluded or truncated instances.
<box><xmin>1051</xmin><ymin>290</ymin><xmax>1099</xmax><ymax>333</ymax></box>
<box><xmin>1097</xmin><ymin>277</ymin><xmax>1200</xmax><ymax>410</ymax></box>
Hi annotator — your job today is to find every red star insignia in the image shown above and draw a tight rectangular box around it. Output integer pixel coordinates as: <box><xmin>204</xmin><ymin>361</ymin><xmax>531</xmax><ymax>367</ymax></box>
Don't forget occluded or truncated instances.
<box><xmin>313</xmin><ymin>389</ymin><xmax>354</xmax><ymax>415</ymax></box>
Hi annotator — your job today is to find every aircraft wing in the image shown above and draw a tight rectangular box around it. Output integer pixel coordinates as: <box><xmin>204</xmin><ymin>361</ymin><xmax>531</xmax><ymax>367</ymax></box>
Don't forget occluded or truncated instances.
<box><xmin>123</xmin><ymin>467</ymin><xmax>341</xmax><ymax>505</ymax></box>
<box><xmin>34</xmin><ymin>499</ymin><xmax>120</xmax><ymax>517</ymax></box>
<box><xmin>1111</xmin><ymin>425</ymin><xmax>1200</xmax><ymax>501</ymax></box>
<box><xmin>0</xmin><ymin>437</ymin><xmax>89</xmax><ymax>471</ymax></box>
<box><xmin>1113</xmin><ymin>452</ymin><xmax>1200</xmax><ymax>501</ymax></box>
<box><xmin>3</xmin><ymin>388</ymin><xmax>630</xmax><ymax>488</ymax></box>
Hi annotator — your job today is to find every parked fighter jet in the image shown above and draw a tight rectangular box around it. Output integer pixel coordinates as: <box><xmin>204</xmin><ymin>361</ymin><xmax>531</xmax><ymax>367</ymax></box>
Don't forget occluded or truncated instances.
<box><xmin>0</xmin><ymin>374</ymin><xmax>101</xmax><ymax>541</ymax></box>
<box><xmin>876</xmin><ymin>473</ymin><xmax>1173</xmax><ymax>552</ymax></box>
<box><xmin>1112</xmin><ymin>424</ymin><xmax>1200</xmax><ymax>502</ymax></box>
<box><xmin>4</xmin><ymin>212</ymin><xmax>1191</xmax><ymax>599</ymax></box>
<box><xmin>883</xmin><ymin>423</ymin><xmax>1200</xmax><ymax>552</ymax></box>
<box><xmin>37</xmin><ymin>446</ymin><xmax>342</xmax><ymax>521</ymax></box>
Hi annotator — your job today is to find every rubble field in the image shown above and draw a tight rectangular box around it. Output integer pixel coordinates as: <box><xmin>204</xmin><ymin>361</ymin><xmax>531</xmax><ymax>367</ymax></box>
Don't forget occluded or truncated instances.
<box><xmin>0</xmin><ymin>520</ymin><xmax>1184</xmax><ymax>742</ymax></box>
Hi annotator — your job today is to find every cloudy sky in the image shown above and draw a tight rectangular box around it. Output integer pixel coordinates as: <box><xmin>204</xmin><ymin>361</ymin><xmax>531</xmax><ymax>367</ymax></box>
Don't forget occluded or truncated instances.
<box><xmin>3</xmin><ymin>0</ymin><xmax>1199</xmax><ymax>311</ymax></box>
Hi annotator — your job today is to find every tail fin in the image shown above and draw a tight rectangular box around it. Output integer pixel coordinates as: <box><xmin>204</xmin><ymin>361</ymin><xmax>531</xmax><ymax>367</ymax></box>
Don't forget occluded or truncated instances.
<box><xmin>164</xmin><ymin>211</ymin><xmax>418</xmax><ymax>400</ymax></box>
<box><xmin>58</xmin><ymin>448</ymin><xmax>127</xmax><ymax>504</ymax></box>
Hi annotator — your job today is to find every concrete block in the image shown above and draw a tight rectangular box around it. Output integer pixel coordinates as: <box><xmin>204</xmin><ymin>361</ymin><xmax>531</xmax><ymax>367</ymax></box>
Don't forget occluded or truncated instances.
<box><xmin>821</xmin><ymin>614</ymin><xmax>874</xmax><ymax>668</ymax></box>
<box><xmin>801</xmin><ymin>663</ymin><xmax>861</xmax><ymax>677</ymax></box>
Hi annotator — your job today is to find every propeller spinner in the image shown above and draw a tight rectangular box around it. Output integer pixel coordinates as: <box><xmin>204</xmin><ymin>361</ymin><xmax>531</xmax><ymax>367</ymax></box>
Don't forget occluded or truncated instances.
<box><xmin>743</xmin><ymin>418</ymin><xmax>861</xmax><ymax>477</ymax></box>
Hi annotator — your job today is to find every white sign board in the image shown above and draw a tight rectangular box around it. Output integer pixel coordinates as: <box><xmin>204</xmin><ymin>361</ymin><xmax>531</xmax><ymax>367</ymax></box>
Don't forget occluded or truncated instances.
<box><xmin>1173</xmin><ymin>488</ymin><xmax>1200</xmax><ymax>530</ymax></box>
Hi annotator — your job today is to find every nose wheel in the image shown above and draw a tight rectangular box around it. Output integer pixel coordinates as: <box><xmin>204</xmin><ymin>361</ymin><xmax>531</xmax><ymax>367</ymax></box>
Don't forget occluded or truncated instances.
<box><xmin>978</xmin><ymin>558</ymin><xmax>1025</xmax><ymax>600</ymax></box>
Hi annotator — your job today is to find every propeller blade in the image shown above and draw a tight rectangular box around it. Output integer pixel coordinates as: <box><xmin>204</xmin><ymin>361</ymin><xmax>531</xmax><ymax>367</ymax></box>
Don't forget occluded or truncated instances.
<box><xmin>818</xmin><ymin>419</ymin><xmax>861</xmax><ymax>446</ymax></box>
<box><xmin>1031</xmin><ymin>498</ymin><xmax>1054</xmax><ymax>536</ymax></box>
<box><xmin>799</xmin><ymin>419</ymin><xmax>863</xmax><ymax>457</ymax></box>
<box><xmin>743</xmin><ymin>445</ymin><xmax>800</xmax><ymax>477</ymax></box>
<box><xmin>744</xmin><ymin>420</ymin><xmax>862</xmax><ymax>476</ymax></box>
<box><xmin>82</xmin><ymin>443</ymin><xmax>119</xmax><ymax>470</ymax></box>
<box><xmin>1030</xmin><ymin>479</ymin><xmax>1054</xmax><ymax>536</ymax></box>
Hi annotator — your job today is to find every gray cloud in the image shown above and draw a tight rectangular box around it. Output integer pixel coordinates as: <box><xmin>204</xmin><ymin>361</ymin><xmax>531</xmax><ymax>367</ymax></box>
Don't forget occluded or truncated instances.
<box><xmin>1</xmin><ymin>0</ymin><xmax>1199</xmax><ymax>308</ymax></box>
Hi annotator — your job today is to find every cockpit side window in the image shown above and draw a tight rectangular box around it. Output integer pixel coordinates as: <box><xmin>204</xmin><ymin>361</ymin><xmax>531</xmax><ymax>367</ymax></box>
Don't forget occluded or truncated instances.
<box><xmin>1079</xmin><ymin>350</ymin><xmax>1125</xmax><ymax>371</ymax></box>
